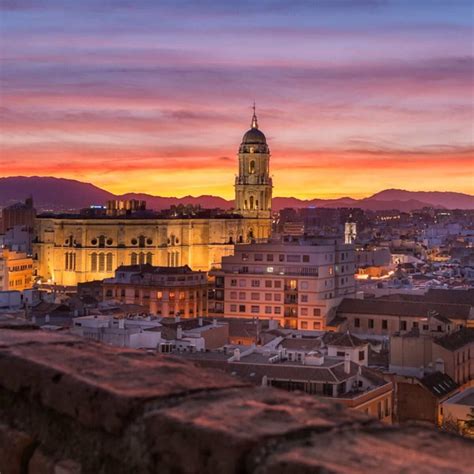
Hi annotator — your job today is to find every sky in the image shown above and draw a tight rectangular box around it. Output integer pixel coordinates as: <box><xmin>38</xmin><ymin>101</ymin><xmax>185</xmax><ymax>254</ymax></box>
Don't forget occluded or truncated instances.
<box><xmin>1</xmin><ymin>0</ymin><xmax>473</xmax><ymax>199</ymax></box>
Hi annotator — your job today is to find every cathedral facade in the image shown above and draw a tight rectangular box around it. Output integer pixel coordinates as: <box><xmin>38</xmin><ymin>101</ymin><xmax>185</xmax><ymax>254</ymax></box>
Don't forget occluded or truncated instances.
<box><xmin>33</xmin><ymin>110</ymin><xmax>273</xmax><ymax>286</ymax></box>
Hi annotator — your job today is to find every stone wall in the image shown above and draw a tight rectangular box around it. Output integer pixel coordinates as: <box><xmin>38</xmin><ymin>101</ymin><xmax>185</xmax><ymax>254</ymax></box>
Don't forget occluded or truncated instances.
<box><xmin>0</xmin><ymin>316</ymin><xmax>472</xmax><ymax>473</ymax></box>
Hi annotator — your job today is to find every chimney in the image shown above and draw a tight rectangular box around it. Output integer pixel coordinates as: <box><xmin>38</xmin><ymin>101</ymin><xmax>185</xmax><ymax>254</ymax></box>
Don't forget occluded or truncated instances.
<box><xmin>176</xmin><ymin>325</ymin><xmax>183</xmax><ymax>340</ymax></box>
<box><xmin>344</xmin><ymin>352</ymin><xmax>351</xmax><ymax>374</ymax></box>
<box><xmin>118</xmin><ymin>318</ymin><xmax>125</xmax><ymax>329</ymax></box>
<box><xmin>45</xmin><ymin>314</ymin><xmax>50</xmax><ymax>323</ymax></box>
<box><xmin>198</xmin><ymin>317</ymin><xmax>203</xmax><ymax>326</ymax></box>
<box><xmin>233</xmin><ymin>348</ymin><xmax>240</xmax><ymax>361</ymax></box>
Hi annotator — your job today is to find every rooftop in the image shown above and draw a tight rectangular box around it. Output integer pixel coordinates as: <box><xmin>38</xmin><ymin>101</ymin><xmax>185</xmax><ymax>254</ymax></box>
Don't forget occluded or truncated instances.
<box><xmin>0</xmin><ymin>317</ymin><xmax>472</xmax><ymax>473</ymax></box>
<box><xmin>433</xmin><ymin>327</ymin><xmax>474</xmax><ymax>351</ymax></box>
<box><xmin>337</xmin><ymin>298</ymin><xmax>472</xmax><ymax>320</ymax></box>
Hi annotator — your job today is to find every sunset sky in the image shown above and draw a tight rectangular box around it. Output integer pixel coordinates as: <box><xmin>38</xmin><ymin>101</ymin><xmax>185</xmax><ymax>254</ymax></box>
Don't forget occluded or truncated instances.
<box><xmin>1</xmin><ymin>0</ymin><xmax>473</xmax><ymax>199</ymax></box>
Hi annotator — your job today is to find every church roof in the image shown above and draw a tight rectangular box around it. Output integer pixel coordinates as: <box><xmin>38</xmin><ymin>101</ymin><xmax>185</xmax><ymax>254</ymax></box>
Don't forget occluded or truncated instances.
<box><xmin>241</xmin><ymin>127</ymin><xmax>267</xmax><ymax>145</ymax></box>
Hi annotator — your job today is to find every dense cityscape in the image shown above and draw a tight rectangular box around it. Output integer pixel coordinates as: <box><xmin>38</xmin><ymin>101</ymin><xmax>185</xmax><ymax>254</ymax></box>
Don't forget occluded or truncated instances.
<box><xmin>1</xmin><ymin>1</ymin><xmax>473</xmax><ymax>472</ymax></box>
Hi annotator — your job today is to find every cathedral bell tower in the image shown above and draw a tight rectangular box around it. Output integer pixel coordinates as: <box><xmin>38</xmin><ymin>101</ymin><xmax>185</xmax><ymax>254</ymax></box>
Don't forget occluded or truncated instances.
<box><xmin>234</xmin><ymin>105</ymin><xmax>272</xmax><ymax>218</ymax></box>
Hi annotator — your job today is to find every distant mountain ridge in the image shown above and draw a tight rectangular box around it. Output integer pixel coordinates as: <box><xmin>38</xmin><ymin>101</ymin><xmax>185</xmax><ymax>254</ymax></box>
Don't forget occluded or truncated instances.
<box><xmin>1</xmin><ymin>177</ymin><xmax>473</xmax><ymax>212</ymax></box>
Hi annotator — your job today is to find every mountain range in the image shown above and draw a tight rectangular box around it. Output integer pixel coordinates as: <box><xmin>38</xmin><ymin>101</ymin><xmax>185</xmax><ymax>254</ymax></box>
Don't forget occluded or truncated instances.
<box><xmin>1</xmin><ymin>176</ymin><xmax>473</xmax><ymax>212</ymax></box>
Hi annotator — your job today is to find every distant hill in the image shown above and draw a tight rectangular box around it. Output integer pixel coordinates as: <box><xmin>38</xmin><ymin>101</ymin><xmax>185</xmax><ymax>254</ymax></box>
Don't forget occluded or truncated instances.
<box><xmin>1</xmin><ymin>176</ymin><xmax>473</xmax><ymax>212</ymax></box>
<box><xmin>0</xmin><ymin>176</ymin><xmax>114</xmax><ymax>210</ymax></box>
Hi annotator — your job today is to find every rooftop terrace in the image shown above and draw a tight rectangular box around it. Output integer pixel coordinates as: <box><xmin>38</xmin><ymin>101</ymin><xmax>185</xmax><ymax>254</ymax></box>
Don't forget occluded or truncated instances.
<box><xmin>0</xmin><ymin>314</ymin><xmax>472</xmax><ymax>473</ymax></box>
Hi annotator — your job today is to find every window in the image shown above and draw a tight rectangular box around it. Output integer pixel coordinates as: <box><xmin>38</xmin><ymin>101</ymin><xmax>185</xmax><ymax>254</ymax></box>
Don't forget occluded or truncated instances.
<box><xmin>274</xmin><ymin>307</ymin><xmax>281</xmax><ymax>314</ymax></box>
<box><xmin>230</xmin><ymin>304</ymin><xmax>237</xmax><ymax>312</ymax></box>
<box><xmin>239</xmin><ymin>292</ymin><xmax>246</xmax><ymax>300</ymax></box>
<box><xmin>287</xmin><ymin>255</ymin><xmax>301</xmax><ymax>263</ymax></box>
<box><xmin>265</xmin><ymin>293</ymin><xmax>272</xmax><ymax>301</ymax></box>
<box><xmin>423</xmin><ymin>324</ymin><xmax>429</xmax><ymax>331</ymax></box>
<box><xmin>313</xmin><ymin>308</ymin><xmax>321</xmax><ymax>317</ymax></box>
<box><xmin>157</xmin><ymin>291</ymin><xmax>163</xmax><ymax>299</ymax></box>
<box><xmin>302</xmin><ymin>255</ymin><xmax>310</xmax><ymax>262</ymax></box>
<box><xmin>91</xmin><ymin>253</ymin><xmax>98</xmax><ymax>272</ymax></box>
<box><xmin>300</xmin><ymin>308</ymin><xmax>308</xmax><ymax>316</ymax></box>
<box><xmin>274</xmin><ymin>294</ymin><xmax>281</xmax><ymax>302</ymax></box>
<box><xmin>251</xmin><ymin>280</ymin><xmax>260</xmax><ymax>287</ymax></box>
<box><xmin>239</xmin><ymin>279</ymin><xmax>246</xmax><ymax>287</ymax></box>
<box><xmin>231</xmin><ymin>279</ymin><xmax>237</xmax><ymax>287</ymax></box>
<box><xmin>266</xmin><ymin>254</ymin><xmax>274</xmax><ymax>262</ymax></box>
<box><xmin>382</xmin><ymin>320</ymin><xmax>388</xmax><ymax>330</ymax></box>
<box><xmin>274</xmin><ymin>281</ymin><xmax>282</xmax><ymax>288</ymax></box>
<box><xmin>301</xmin><ymin>294</ymin><xmax>308</xmax><ymax>303</ymax></box>
<box><xmin>354</xmin><ymin>318</ymin><xmax>360</xmax><ymax>328</ymax></box>
<box><xmin>251</xmin><ymin>305</ymin><xmax>259</xmax><ymax>313</ymax></box>
<box><xmin>337</xmin><ymin>351</ymin><xmax>345</xmax><ymax>357</ymax></box>
<box><xmin>242</xmin><ymin>253</ymin><xmax>249</xmax><ymax>262</ymax></box>
<box><xmin>301</xmin><ymin>321</ymin><xmax>308</xmax><ymax>329</ymax></box>
<box><xmin>265</xmin><ymin>306</ymin><xmax>272</xmax><ymax>314</ymax></box>
<box><xmin>300</xmin><ymin>281</ymin><xmax>309</xmax><ymax>290</ymax></box>
<box><xmin>385</xmin><ymin>398</ymin><xmax>391</xmax><ymax>417</ymax></box>
<box><xmin>413</xmin><ymin>322</ymin><xmax>419</xmax><ymax>329</ymax></box>
<box><xmin>313</xmin><ymin>321</ymin><xmax>321</xmax><ymax>330</ymax></box>
<box><xmin>279</xmin><ymin>254</ymin><xmax>285</xmax><ymax>262</ymax></box>
<box><xmin>131</xmin><ymin>252</ymin><xmax>138</xmax><ymax>265</ymax></box>
<box><xmin>230</xmin><ymin>291</ymin><xmax>237</xmax><ymax>299</ymax></box>
<box><xmin>400</xmin><ymin>321</ymin><xmax>407</xmax><ymax>331</ymax></box>
<box><xmin>99</xmin><ymin>253</ymin><xmax>105</xmax><ymax>272</ymax></box>
<box><xmin>239</xmin><ymin>305</ymin><xmax>246</xmax><ymax>312</ymax></box>
<box><xmin>251</xmin><ymin>292</ymin><xmax>260</xmax><ymax>300</ymax></box>
<box><xmin>254</xmin><ymin>254</ymin><xmax>263</xmax><ymax>262</ymax></box>
<box><xmin>368</xmin><ymin>319</ymin><xmax>374</xmax><ymax>329</ymax></box>
<box><xmin>146</xmin><ymin>252</ymin><xmax>153</xmax><ymax>265</ymax></box>
<box><xmin>265</xmin><ymin>280</ymin><xmax>272</xmax><ymax>288</ymax></box>
<box><xmin>359</xmin><ymin>350</ymin><xmax>365</xmax><ymax>361</ymax></box>
<box><xmin>106</xmin><ymin>253</ymin><xmax>113</xmax><ymax>272</ymax></box>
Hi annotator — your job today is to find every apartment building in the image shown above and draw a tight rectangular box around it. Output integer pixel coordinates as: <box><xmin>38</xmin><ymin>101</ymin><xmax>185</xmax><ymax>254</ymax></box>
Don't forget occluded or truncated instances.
<box><xmin>334</xmin><ymin>297</ymin><xmax>473</xmax><ymax>336</ymax></box>
<box><xmin>102</xmin><ymin>264</ymin><xmax>208</xmax><ymax>318</ymax></box>
<box><xmin>213</xmin><ymin>237</ymin><xmax>355</xmax><ymax>330</ymax></box>
<box><xmin>0</xmin><ymin>249</ymin><xmax>34</xmax><ymax>291</ymax></box>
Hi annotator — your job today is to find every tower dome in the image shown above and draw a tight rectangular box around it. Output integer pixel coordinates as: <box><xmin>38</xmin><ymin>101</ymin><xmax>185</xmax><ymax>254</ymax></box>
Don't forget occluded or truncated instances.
<box><xmin>240</xmin><ymin>104</ymin><xmax>269</xmax><ymax>153</ymax></box>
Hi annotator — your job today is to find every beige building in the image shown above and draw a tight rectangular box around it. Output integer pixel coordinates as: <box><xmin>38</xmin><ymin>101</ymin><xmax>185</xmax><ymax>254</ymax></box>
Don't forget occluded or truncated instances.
<box><xmin>334</xmin><ymin>297</ymin><xmax>473</xmax><ymax>336</ymax></box>
<box><xmin>33</xmin><ymin>111</ymin><xmax>272</xmax><ymax>286</ymax></box>
<box><xmin>0</xmin><ymin>249</ymin><xmax>34</xmax><ymax>291</ymax></box>
<box><xmin>389</xmin><ymin>328</ymin><xmax>474</xmax><ymax>386</ymax></box>
<box><xmin>103</xmin><ymin>264</ymin><xmax>208</xmax><ymax>318</ymax></box>
<box><xmin>213</xmin><ymin>236</ymin><xmax>356</xmax><ymax>330</ymax></box>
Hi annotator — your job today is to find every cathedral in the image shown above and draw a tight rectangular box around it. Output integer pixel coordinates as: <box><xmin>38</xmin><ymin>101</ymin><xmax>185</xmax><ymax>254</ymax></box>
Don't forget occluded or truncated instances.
<box><xmin>33</xmin><ymin>109</ymin><xmax>273</xmax><ymax>286</ymax></box>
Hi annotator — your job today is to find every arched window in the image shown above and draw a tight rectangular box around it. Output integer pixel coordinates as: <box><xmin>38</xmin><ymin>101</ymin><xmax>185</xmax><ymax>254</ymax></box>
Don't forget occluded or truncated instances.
<box><xmin>249</xmin><ymin>160</ymin><xmax>255</xmax><ymax>174</ymax></box>
<box><xmin>249</xmin><ymin>196</ymin><xmax>254</xmax><ymax>209</ymax></box>
<box><xmin>65</xmin><ymin>252</ymin><xmax>69</xmax><ymax>270</ymax></box>
<box><xmin>99</xmin><ymin>253</ymin><xmax>105</xmax><ymax>272</ymax></box>
<box><xmin>91</xmin><ymin>253</ymin><xmax>98</xmax><ymax>272</ymax></box>
<box><xmin>146</xmin><ymin>252</ymin><xmax>153</xmax><ymax>265</ymax></box>
<box><xmin>131</xmin><ymin>252</ymin><xmax>138</xmax><ymax>265</ymax></box>
<box><xmin>139</xmin><ymin>252</ymin><xmax>145</xmax><ymax>264</ymax></box>
<box><xmin>106</xmin><ymin>253</ymin><xmax>113</xmax><ymax>272</ymax></box>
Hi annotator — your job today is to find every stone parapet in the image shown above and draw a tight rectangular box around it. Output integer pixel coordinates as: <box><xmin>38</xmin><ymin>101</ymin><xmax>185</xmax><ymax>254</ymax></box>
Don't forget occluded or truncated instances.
<box><xmin>0</xmin><ymin>316</ymin><xmax>472</xmax><ymax>473</ymax></box>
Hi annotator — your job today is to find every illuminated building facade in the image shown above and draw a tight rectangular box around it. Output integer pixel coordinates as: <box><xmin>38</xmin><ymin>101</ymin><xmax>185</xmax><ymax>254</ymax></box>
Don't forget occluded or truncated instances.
<box><xmin>33</xmin><ymin>111</ymin><xmax>272</xmax><ymax>286</ymax></box>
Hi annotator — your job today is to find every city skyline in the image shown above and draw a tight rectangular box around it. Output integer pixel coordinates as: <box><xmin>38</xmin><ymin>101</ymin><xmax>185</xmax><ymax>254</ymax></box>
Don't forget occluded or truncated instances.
<box><xmin>1</xmin><ymin>1</ymin><xmax>473</xmax><ymax>199</ymax></box>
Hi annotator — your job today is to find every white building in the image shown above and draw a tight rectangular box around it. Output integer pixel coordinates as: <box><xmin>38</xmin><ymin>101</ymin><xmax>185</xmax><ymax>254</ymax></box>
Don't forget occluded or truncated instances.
<box><xmin>213</xmin><ymin>236</ymin><xmax>355</xmax><ymax>330</ymax></box>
